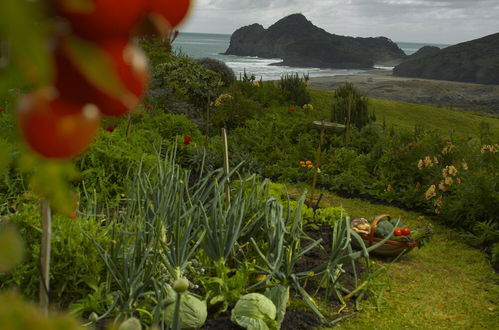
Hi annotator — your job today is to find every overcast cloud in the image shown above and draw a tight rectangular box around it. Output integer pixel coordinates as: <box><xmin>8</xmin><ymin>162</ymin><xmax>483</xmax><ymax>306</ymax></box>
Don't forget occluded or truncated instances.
<box><xmin>180</xmin><ymin>0</ymin><xmax>499</xmax><ymax>44</ymax></box>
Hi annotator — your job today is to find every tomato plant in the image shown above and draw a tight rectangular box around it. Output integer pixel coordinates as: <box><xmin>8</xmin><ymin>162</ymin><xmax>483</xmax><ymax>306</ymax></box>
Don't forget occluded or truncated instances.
<box><xmin>17</xmin><ymin>91</ymin><xmax>101</xmax><ymax>159</ymax></box>
<box><xmin>55</xmin><ymin>39</ymin><xmax>149</xmax><ymax>116</ymax></box>
<box><xmin>55</xmin><ymin>0</ymin><xmax>147</xmax><ymax>39</ymax></box>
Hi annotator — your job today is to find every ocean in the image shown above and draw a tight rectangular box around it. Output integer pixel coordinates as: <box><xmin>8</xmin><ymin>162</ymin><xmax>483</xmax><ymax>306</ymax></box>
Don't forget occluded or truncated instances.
<box><xmin>173</xmin><ymin>32</ymin><xmax>450</xmax><ymax>81</ymax></box>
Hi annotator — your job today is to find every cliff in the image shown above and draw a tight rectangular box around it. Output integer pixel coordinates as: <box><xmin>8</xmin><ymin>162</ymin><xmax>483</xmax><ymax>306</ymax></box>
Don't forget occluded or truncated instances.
<box><xmin>224</xmin><ymin>14</ymin><xmax>406</xmax><ymax>69</ymax></box>
<box><xmin>393</xmin><ymin>33</ymin><xmax>499</xmax><ymax>85</ymax></box>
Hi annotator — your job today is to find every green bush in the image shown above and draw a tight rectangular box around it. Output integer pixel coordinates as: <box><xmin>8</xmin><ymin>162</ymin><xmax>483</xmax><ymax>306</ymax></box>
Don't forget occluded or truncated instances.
<box><xmin>331</xmin><ymin>82</ymin><xmax>374</xmax><ymax>129</ymax></box>
<box><xmin>151</xmin><ymin>55</ymin><xmax>223</xmax><ymax>112</ymax></box>
<box><xmin>197</xmin><ymin>57</ymin><xmax>236</xmax><ymax>87</ymax></box>
<box><xmin>279</xmin><ymin>73</ymin><xmax>311</xmax><ymax>107</ymax></box>
<box><xmin>0</xmin><ymin>203</ymin><xmax>109</xmax><ymax>308</ymax></box>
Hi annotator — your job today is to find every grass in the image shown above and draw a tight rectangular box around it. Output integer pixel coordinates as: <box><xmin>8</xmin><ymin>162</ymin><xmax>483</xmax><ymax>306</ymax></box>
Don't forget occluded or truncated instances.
<box><xmin>287</xmin><ymin>185</ymin><xmax>499</xmax><ymax>329</ymax></box>
<box><xmin>309</xmin><ymin>89</ymin><xmax>499</xmax><ymax>136</ymax></box>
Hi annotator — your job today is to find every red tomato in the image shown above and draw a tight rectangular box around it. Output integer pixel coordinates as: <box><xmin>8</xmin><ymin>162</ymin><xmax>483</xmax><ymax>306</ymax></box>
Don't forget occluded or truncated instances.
<box><xmin>394</xmin><ymin>228</ymin><xmax>402</xmax><ymax>236</ymax></box>
<box><xmin>55</xmin><ymin>39</ymin><xmax>149</xmax><ymax>117</ymax></box>
<box><xmin>401</xmin><ymin>227</ymin><xmax>411</xmax><ymax>236</ymax></box>
<box><xmin>17</xmin><ymin>91</ymin><xmax>101</xmax><ymax>159</ymax></box>
<box><xmin>149</xmin><ymin>0</ymin><xmax>191</xmax><ymax>29</ymax></box>
<box><xmin>55</xmin><ymin>0</ymin><xmax>147</xmax><ymax>39</ymax></box>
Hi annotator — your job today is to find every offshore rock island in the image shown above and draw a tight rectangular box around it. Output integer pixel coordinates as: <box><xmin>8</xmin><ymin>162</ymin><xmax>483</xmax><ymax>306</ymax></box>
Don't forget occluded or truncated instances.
<box><xmin>224</xmin><ymin>13</ymin><xmax>406</xmax><ymax>69</ymax></box>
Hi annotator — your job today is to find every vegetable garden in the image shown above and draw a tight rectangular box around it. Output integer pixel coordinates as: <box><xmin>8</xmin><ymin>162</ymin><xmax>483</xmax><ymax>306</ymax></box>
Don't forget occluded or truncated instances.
<box><xmin>0</xmin><ymin>1</ymin><xmax>498</xmax><ymax>329</ymax></box>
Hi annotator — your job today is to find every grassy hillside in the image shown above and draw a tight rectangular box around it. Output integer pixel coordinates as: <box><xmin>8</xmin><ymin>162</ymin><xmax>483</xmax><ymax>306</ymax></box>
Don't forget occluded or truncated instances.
<box><xmin>309</xmin><ymin>89</ymin><xmax>499</xmax><ymax>136</ymax></box>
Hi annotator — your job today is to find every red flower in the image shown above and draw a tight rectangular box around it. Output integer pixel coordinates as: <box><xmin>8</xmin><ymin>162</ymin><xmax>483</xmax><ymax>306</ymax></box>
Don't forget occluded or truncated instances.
<box><xmin>183</xmin><ymin>136</ymin><xmax>192</xmax><ymax>145</ymax></box>
<box><xmin>69</xmin><ymin>212</ymin><xmax>77</xmax><ymax>219</ymax></box>
<box><xmin>146</xmin><ymin>105</ymin><xmax>152</xmax><ymax>110</ymax></box>
<box><xmin>105</xmin><ymin>125</ymin><xmax>117</xmax><ymax>132</ymax></box>
<box><xmin>289</xmin><ymin>107</ymin><xmax>296</xmax><ymax>112</ymax></box>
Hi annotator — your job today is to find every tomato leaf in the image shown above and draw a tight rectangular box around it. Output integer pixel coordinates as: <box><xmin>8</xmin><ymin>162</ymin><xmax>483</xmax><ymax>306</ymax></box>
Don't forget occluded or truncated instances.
<box><xmin>62</xmin><ymin>35</ymin><xmax>126</xmax><ymax>101</ymax></box>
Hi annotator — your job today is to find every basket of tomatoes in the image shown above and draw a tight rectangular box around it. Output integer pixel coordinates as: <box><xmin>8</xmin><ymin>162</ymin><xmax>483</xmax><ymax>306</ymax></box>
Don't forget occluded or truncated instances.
<box><xmin>350</xmin><ymin>214</ymin><xmax>430</xmax><ymax>257</ymax></box>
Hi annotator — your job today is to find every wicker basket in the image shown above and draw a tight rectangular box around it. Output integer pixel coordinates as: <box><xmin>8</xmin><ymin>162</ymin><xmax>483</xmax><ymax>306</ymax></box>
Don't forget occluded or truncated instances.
<box><xmin>352</xmin><ymin>214</ymin><xmax>418</xmax><ymax>257</ymax></box>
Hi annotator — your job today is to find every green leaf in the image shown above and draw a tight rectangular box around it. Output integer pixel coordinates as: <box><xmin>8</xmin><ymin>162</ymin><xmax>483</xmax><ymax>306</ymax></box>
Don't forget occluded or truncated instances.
<box><xmin>61</xmin><ymin>35</ymin><xmax>127</xmax><ymax>102</ymax></box>
<box><xmin>0</xmin><ymin>140</ymin><xmax>10</xmax><ymax>175</ymax></box>
<box><xmin>0</xmin><ymin>0</ymin><xmax>53</xmax><ymax>86</ymax></box>
<box><xmin>0</xmin><ymin>225</ymin><xmax>24</xmax><ymax>273</ymax></box>
<box><xmin>18</xmin><ymin>153</ymin><xmax>80</xmax><ymax>216</ymax></box>
<box><xmin>264</xmin><ymin>285</ymin><xmax>289</xmax><ymax>329</ymax></box>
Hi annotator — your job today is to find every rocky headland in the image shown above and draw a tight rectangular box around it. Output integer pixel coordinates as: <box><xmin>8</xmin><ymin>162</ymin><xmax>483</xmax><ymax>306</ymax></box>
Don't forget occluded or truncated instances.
<box><xmin>224</xmin><ymin>14</ymin><xmax>406</xmax><ymax>69</ymax></box>
<box><xmin>393</xmin><ymin>32</ymin><xmax>499</xmax><ymax>85</ymax></box>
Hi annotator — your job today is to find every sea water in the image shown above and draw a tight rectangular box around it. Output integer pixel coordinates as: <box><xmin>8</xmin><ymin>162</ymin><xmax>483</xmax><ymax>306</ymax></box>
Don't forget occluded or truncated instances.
<box><xmin>173</xmin><ymin>32</ymin><xmax>450</xmax><ymax>81</ymax></box>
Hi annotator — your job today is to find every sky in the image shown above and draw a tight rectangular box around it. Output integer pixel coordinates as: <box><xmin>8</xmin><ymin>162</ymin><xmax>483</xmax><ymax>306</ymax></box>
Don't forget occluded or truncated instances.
<box><xmin>180</xmin><ymin>0</ymin><xmax>499</xmax><ymax>44</ymax></box>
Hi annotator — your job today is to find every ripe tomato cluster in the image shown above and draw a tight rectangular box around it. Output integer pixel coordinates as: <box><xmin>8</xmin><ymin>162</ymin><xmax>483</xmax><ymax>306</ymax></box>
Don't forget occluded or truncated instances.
<box><xmin>394</xmin><ymin>227</ymin><xmax>411</xmax><ymax>236</ymax></box>
<box><xmin>18</xmin><ymin>0</ymin><xmax>191</xmax><ymax>159</ymax></box>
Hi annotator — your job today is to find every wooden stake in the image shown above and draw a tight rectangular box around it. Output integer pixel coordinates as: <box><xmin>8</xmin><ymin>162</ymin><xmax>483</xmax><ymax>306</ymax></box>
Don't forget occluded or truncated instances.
<box><xmin>222</xmin><ymin>128</ymin><xmax>230</xmax><ymax>204</ymax></box>
<box><xmin>309</xmin><ymin>121</ymin><xmax>325</xmax><ymax>207</ymax></box>
<box><xmin>39</xmin><ymin>199</ymin><xmax>51</xmax><ymax>316</ymax></box>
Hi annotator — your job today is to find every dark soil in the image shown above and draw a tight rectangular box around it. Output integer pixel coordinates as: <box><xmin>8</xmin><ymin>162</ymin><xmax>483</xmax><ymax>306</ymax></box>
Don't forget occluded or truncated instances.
<box><xmin>202</xmin><ymin>308</ymin><xmax>321</xmax><ymax>330</ymax></box>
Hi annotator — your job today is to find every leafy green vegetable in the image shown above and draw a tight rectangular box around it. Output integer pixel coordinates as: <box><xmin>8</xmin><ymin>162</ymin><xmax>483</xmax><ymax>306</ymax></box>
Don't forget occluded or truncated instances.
<box><xmin>118</xmin><ymin>317</ymin><xmax>141</xmax><ymax>330</ymax></box>
<box><xmin>164</xmin><ymin>288</ymin><xmax>207</xmax><ymax>329</ymax></box>
<box><xmin>231</xmin><ymin>293</ymin><xmax>277</xmax><ymax>330</ymax></box>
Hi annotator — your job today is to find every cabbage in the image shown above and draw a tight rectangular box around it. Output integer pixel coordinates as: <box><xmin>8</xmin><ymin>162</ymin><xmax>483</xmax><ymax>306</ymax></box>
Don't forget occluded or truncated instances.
<box><xmin>164</xmin><ymin>289</ymin><xmax>207</xmax><ymax>329</ymax></box>
<box><xmin>231</xmin><ymin>293</ymin><xmax>277</xmax><ymax>330</ymax></box>
<box><xmin>118</xmin><ymin>317</ymin><xmax>141</xmax><ymax>330</ymax></box>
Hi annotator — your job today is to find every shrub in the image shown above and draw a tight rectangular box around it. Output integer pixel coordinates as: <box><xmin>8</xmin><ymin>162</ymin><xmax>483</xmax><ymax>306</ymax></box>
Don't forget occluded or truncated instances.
<box><xmin>197</xmin><ymin>57</ymin><xmax>236</xmax><ymax>87</ymax></box>
<box><xmin>331</xmin><ymin>82</ymin><xmax>374</xmax><ymax>129</ymax></box>
<box><xmin>210</xmin><ymin>89</ymin><xmax>260</xmax><ymax>131</ymax></box>
<box><xmin>0</xmin><ymin>203</ymin><xmax>109</xmax><ymax>308</ymax></box>
<box><xmin>151</xmin><ymin>55</ymin><xmax>223</xmax><ymax>112</ymax></box>
<box><xmin>279</xmin><ymin>73</ymin><xmax>311</xmax><ymax>107</ymax></box>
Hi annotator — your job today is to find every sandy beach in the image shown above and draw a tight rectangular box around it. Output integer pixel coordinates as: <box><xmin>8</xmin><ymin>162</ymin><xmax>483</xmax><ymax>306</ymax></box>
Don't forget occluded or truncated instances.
<box><xmin>309</xmin><ymin>70</ymin><xmax>499</xmax><ymax>114</ymax></box>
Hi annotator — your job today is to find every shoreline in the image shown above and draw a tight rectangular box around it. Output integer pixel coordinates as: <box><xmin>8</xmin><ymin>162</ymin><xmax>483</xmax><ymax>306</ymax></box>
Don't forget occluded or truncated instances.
<box><xmin>308</xmin><ymin>70</ymin><xmax>499</xmax><ymax>114</ymax></box>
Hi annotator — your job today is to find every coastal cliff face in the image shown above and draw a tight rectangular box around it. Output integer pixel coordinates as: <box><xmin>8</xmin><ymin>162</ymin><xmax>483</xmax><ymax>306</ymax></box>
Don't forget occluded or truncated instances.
<box><xmin>224</xmin><ymin>14</ymin><xmax>406</xmax><ymax>69</ymax></box>
<box><xmin>394</xmin><ymin>33</ymin><xmax>499</xmax><ymax>85</ymax></box>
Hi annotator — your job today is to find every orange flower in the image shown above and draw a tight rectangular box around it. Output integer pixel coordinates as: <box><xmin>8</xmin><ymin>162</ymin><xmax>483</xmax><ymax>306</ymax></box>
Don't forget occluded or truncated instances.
<box><xmin>386</xmin><ymin>185</ymin><xmax>393</xmax><ymax>191</ymax></box>
<box><xmin>299</xmin><ymin>161</ymin><xmax>305</xmax><ymax>166</ymax></box>
<box><xmin>305</xmin><ymin>160</ymin><xmax>312</xmax><ymax>165</ymax></box>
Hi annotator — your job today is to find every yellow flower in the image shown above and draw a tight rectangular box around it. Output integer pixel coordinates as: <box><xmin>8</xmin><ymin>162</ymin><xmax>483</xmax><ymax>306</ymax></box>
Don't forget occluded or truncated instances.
<box><xmin>456</xmin><ymin>177</ymin><xmax>461</xmax><ymax>184</ymax></box>
<box><xmin>434</xmin><ymin>196</ymin><xmax>443</xmax><ymax>207</ymax></box>
<box><xmin>417</xmin><ymin>159</ymin><xmax>424</xmax><ymax>170</ymax></box>
<box><xmin>444</xmin><ymin>176</ymin><xmax>453</xmax><ymax>185</ymax></box>
<box><xmin>481</xmin><ymin>144</ymin><xmax>498</xmax><ymax>153</ymax></box>
<box><xmin>425</xmin><ymin>185</ymin><xmax>436</xmax><ymax>199</ymax></box>
<box><xmin>438</xmin><ymin>181</ymin><xmax>447</xmax><ymax>191</ymax></box>
<box><xmin>447</xmin><ymin>165</ymin><xmax>458</xmax><ymax>176</ymax></box>
<box><xmin>251</xmin><ymin>81</ymin><xmax>260</xmax><ymax>87</ymax></box>
<box><xmin>302</xmin><ymin>104</ymin><xmax>314</xmax><ymax>110</ymax></box>
<box><xmin>433</xmin><ymin>157</ymin><xmax>439</xmax><ymax>164</ymax></box>
<box><xmin>423</xmin><ymin>156</ymin><xmax>433</xmax><ymax>167</ymax></box>
<box><xmin>307</xmin><ymin>164</ymin><xmax>314</xmax><ymax>168</ymax></box>
<box><xmin>256</xmin><ymin>274</ymin><xmax>267</xmax><ymax>281</ymax></box>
